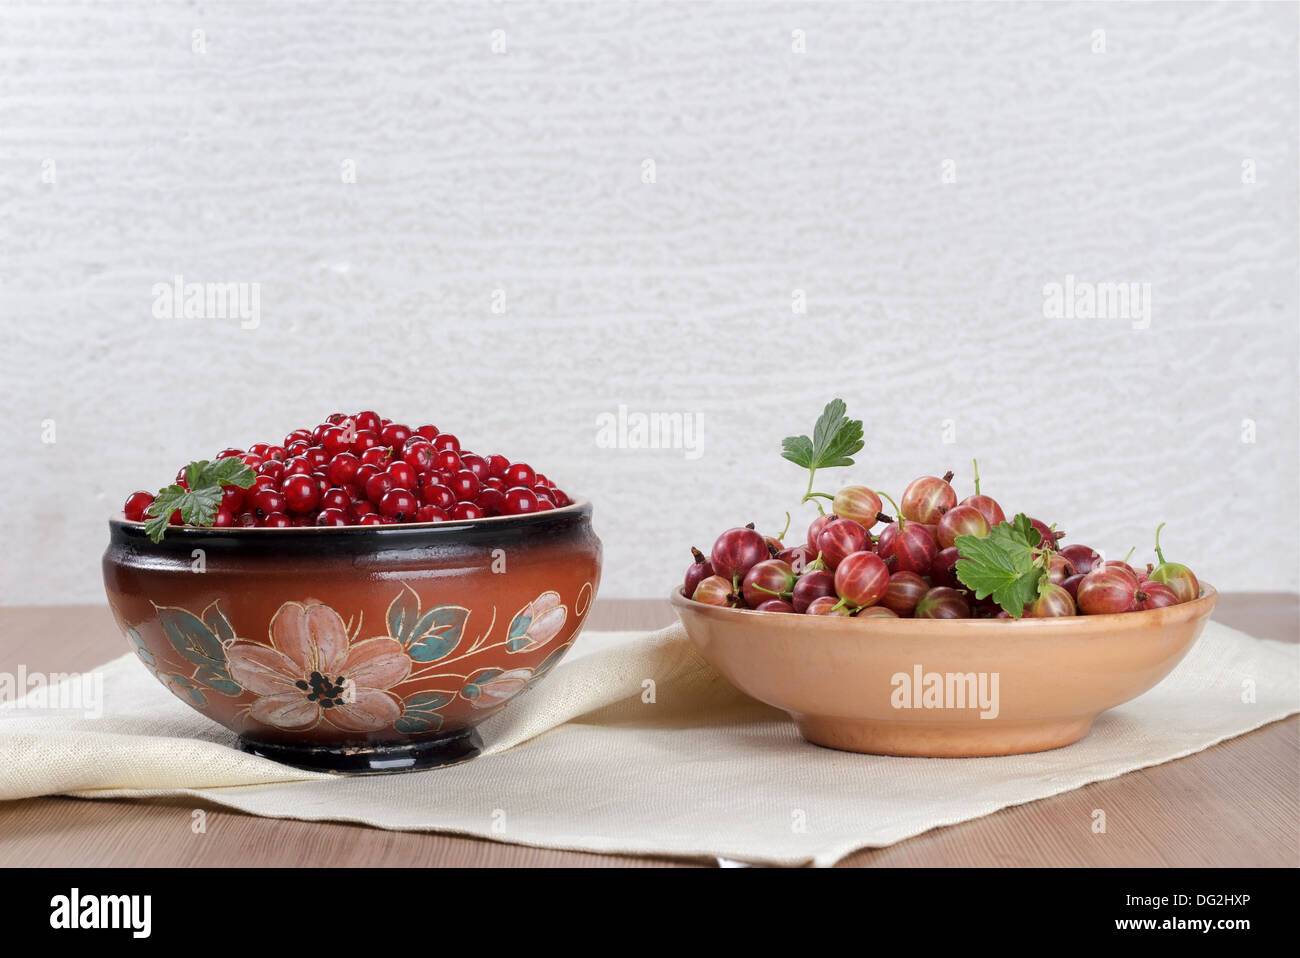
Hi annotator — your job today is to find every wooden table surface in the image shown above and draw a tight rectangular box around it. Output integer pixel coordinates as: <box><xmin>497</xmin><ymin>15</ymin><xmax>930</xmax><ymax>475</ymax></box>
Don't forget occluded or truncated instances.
<box><xmin>1</xmin><ymin>596</ymin><xmax>1296</xmax><ymax>867</ymax></box>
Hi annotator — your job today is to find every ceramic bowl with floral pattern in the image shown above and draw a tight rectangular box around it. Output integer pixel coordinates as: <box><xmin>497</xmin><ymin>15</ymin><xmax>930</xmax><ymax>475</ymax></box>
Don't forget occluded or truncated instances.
<box><xmin>103</xmin><ymin>501</ymin><xmax>600</xmax><ymax>772</ymax></box>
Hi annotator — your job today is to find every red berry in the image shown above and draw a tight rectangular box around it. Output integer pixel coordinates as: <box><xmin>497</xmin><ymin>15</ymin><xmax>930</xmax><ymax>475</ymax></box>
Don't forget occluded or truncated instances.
<box><xmin>315</xmin><ymin>508</ymin><xmax>349</xmax><ymax>527</ymax></box>
<box><xmin>450</xmin><ymin>470</ymin><xmax>481</xmax><ymax>502</ymax></box>
<box><xmin>415</xmin><ymin>424</ymin><xmax>439</xmax><ymax>441</ymax></box>
<box><xmin>379</xmin><ymin>488</ymin><xmax>418</xmax><ymax>520</ymax></box>
<box><xmin>327</xmin><ymin>452</ymin><xmax>360</xmax><ymax>486</ymax></box>
<box><xmin>257</xmin><ymin>460</ymin><xmax>285</xmax><ymax>482</ymax></box>
<box><xmin>385</xmin><ymin>461</ymin><xmax>417</xmax><ymax>490</ymax></box>
<box><xmin>833</xmin><ymin>551</ymin><xmax>890</xmax><ymax>608</ymax></box>
<box><xmin>881</xmin><ymin>571</ymin><xmax>929</xmax><ymax>616</ymax></box>
<box><xmin>914</xmin><ymin>586</ymin><xmax>971</xmax><ymax>619</ymax></box>
<box><xmin>816</xmin><ymin>517</ymin><xmax>870</xmax><ymax>570</ymax></box>
<box><xmin>355</xmin><ymin>411</ymin><xmax>381</xmax><ymax>432</ymax></box>
<box><xmin>435</xmin><ymin>449</ymin><xmax>462</xmax><ymax>472</ymax></box>
<box><xmin>502</xmin><ymin>486</ymin><xmax>538</xmax><ymax>515</ymax></box>
<box><xmin>364</xmin><ymin>472</ymin><xmax>394</xmax><ymax>504</ymax></box>
<box><xmin>450</xmin><ymin>501</ymin><xmax>484</xmax><ymax>520</ymax></box>
<box><xmin>320</xmin><ymin>487</ymin><xmax>350</xmax><ymax>512</ymax></box>
<box><xmin>123</xmin><ymin>491</ymin><xmax>155</xmax><ymax>521</ymax></box>
<box><xmin>353</xmin><ymin>430</ymin><xmax>382</xmax><ymax>453</ymax></box>
<box><xmin>935</xmin><ymin>504</ymin><xmax>990</xmax><ymax>549</ymax></box>
<box><xmin>259</xmin><ymin>512</ymin><xmax>292</xmax><ymax>528</ymax></box>
<box><xmin>212</xmin><ymin>509</ymin><xmax>235</xmax><ymax>527</ymax></box>
<box><xmin>305</xmin><ymin>447</ymin><xmax>330</xmax><ymax>470</ymax></box>
<box><xmin>252</xmin><ymin>488</ymin><xmax>287</xmax><ymax>518</ymax></box>
<box><xmin>415</xmin><ymin>505</ymin><xmax>447</xmax><ymax>523</ymax></box>
<box><xmin>504</xmin><ymin>462</ymin><xmax>535</xmax><ymax>487</ymax></box>
<box><xmin>282</xmin><ymin>473</ymin><xmax>320</xmax><ymax>513</ymax></box>
<box><xmin>379</xmin><ymin>423</ymin><xmax>411</xmax><ymax>448</ymax></box>
<box><xmin>433</xmin><ymin>434</ymin><xmax>460</xmax><ymax>453</ymax></box>
<box><xmin>283</xmin><ymin>456</ymin><xmax>313</xmax><ymax>477</ymax></box>
<box><xmin>357</xmin><ymin>513</ymin><xmax>385</xmax><ymax>526</ymax></box>
<box><xmin>900</xmin><ymin>474</ymin><xmax>957</xmax><ymax>524</ymax></box>
<box><xmin>460</xmin><ymin>453</ymin><xmax>488</xmax><ymax>480</ymax></box>
<box><xmin>349</xmin><ymin>499</ymin><xmax>377</xmax><ymax>521</ymax></box>
<box><xmin>220</xmin><ymin>485</ymin><xmax>244</xmax><ymax>513</ymax></box>
<box><xmin>475</xmin><ymin>487</ymin><xmax>507</xmax><ymax>515</ymax></box>
<box><xmin>401</xmin><ymin>440</ymin><xmax>437</xmax><ymax>473</ymax></box>
<box><xmin>487</xmin><ymin>454</ymin><xmax>510</xmax><ymax>478</ymax></box>
<box><xmin>711</xmin><ymin>527</ymin><xmax>769</xmax><ymax>581</ymax></box>
<box><xmin>419</xmin><ymin>480</ymin><xmax>456</xmax><ymax>511</ymax></box>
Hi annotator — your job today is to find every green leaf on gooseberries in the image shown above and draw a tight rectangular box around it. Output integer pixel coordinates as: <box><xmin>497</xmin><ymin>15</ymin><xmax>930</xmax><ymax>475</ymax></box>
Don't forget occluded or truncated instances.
<box><xmin>953</xmin><ymin>513</ymin><xmax>1046</xmax><ymax>618</ymax></box>
<box><xmin>142</xmin><ymin>457</ymin><xmax>256</xmax><ymax>544</ymax></box>
<box><xmin>781</xmin><ymin>398</ymin><xmax>865</xmax><ymax>471</ymax></box>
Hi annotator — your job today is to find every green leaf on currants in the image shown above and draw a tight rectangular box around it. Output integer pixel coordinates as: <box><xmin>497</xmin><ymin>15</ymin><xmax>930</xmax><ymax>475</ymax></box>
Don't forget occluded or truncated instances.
<box><xmin>953</xmin><ymin>513</ymin><xmax>1046</xmax><ymax>618</ymax></box>
<box><xmin>781</xmin><ymin>398</ymin><xmax>865</xmax><ymax>471</ymax></box>
<box><xmin>143</xmin><ymin>457</ymin><xmax>256</xmax><ymax>543</ymax></box>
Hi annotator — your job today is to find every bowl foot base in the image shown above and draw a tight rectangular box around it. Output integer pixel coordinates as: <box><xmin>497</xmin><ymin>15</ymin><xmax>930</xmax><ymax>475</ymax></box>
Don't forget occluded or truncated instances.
<box><xmin>238</xmin><ymin>728</ymin><xmax>483</xmax><ymax>774</ymax></box>
<box><xmin>794</xmin><ymin>715</ymin><xmax>1096</xmax><ymax>758</ymax></box>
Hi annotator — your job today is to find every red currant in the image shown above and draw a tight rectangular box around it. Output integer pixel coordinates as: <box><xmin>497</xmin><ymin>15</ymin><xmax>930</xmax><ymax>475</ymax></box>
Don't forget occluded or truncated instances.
<box><xmin>435</xmin><ymin>449</ymin><xmax>462</xmax><ymax>472</ymax></box>
<box><xmin>315</xmin><ymin>508</ymin><xmax>348</xmax><ymax>526</ymax></box>
<box><xmin>502</xmin><ymin>486</ymin><xmax>538</xmax><ymax>515</ymax></box>
<box><xmin>355</xmin><ymin>411</ymin><xmax>381</xmax><ymax>432</ymax></box>
<box><xmin>450</xmin><ymin>470</ymin><xmax>481</xmax><ymax>501</ymax></box>
<box><xmin>252</xmin><ymin>488</ymin><xmax>287</xmax><ymax>518</ymax></box>
<box><xmin>385</xmin><ymin>461</ymin><xmax>417</xmax><ymax>490</ymax></box>
<box><xmin>433</xmin><ymin>434</ymin><xmax>461</xmax><ymax>453</ymax></box>
<box><xmin>326</xmin><ymin>452</ymin><xmax>360</xmax><ymax>486</ymax></box>
<box><xmin>419</xmin><ymin>480</ymin><xmax>456</xmax><ymax>511</ymax></box>
<box><xmin>504</xmin><ymin>462</ymin><xmax>535</xmax><ymax>487</ymax></box>
<box><xmin>379</xmin><ymin>423</ymin><xmax>411</xmax><ymax>448</ymax></box>
<box><xmin>364</xmin><ymin>472</ymin><xmax>395</xmax><ymax>504</ymax></box>
<box><xmin>487</xmin><ymin>454</ymin><xmax>510</xmax><ymax>478</ymax></box>
<box><xmin>357</xmin><ymin>513</ymin><xmax>385</xmax><ymax>526</ymax></box>
<box><xmin>282</xmin><ymin>474</ymin><xmax>319</xmax><ymax>513</ymax></box>
<box><xmin>379</xmin><ymin>488</ymin><xmax>418</xmax><ymax>520</ymax></box>
<box><xmin>450</xmin><ymin>501</ymin><xmax>485</xmax><ymax>520</ymax></box>
<box><xmin>213</xmin><ymin>509</ymin><xmax>235</xmax><ymax>527</ymax></box>
<box><xmin>353</xmin><ymin>430</ymin><xmax>382</xmax><ymax>453</ymax></box>
<box><xmin>415</xmin><ymin>505</ymin><xmax>447</xmax><ymax>523</ymax></box>
<box><xmin>460</xmin><ymin>453</ymin><xmax>489</xmax><ymax>480</ymax></box>
<box><xmin>475</xmin><ymin>488</ymin><xmax>507</xmax><ymax>515</ymax></box>
<box><xmin>415</xmin><ymin>424</ymin><xmax>439</xmax><ymax>441</ymax></box>
<box><xmin>123</xmin><ymin>491</ymin><xmax>155</xmax><ymax>521</ymax></box>
<box><xmin>259</xmin><ymin>512</ymin><xmax>292</xmax><ymax>528</ymax></box>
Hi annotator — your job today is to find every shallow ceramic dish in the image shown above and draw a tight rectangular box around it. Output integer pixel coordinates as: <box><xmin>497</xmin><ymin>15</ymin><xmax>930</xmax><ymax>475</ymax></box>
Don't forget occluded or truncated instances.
<box><xmin>671</xmin><ymin>584</ymin><xmax>1217</xmax><ymax>757</ymax></box>
<box><xmin>103</xmin><ymin>501</ymin><xmax>600</xmax><ymax>773</ymax></box>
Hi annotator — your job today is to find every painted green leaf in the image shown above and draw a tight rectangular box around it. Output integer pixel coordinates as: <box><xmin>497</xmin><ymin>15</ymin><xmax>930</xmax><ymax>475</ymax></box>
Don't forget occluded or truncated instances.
<box><xmin>393</xmin><ymin>690</ymin><xmax>452</xmax><ymax>733</ymax></box>
<box><xmin>407</xmin><ymin>605</ymin><xmax>469</xmax><ymax>662</ymax></box>
<box><xmin>202</xmin><ymin>602</ymin><xmax>235</xmax><ymax>644</ymax></box>
<box><xmin>194</xmin><ymin>665</ymin><xmax>242</xmax><ymax>697</ymax></box>
<box><xmin>126</xmin><ymin>627</ymin><xmax>155</xmax><ymax>667</ymax></box>
<box><xmin>157</xmin><ymin>607</ymin><xmax>225</xmax><ymax>668</ymax></box>
<box><xmin>386</xmin><ymin>584</ymin><xmax>421</xmax><ymax>644</ymax></box>
<box><xmin>166</xmin><ymin>674</ymin><xmax>208</xmax><ymax>708</ymax></box>
<box><xmin>507</xmin><ymin>613</ymin><xmax>532</xmax><ymax>640</ymax></box>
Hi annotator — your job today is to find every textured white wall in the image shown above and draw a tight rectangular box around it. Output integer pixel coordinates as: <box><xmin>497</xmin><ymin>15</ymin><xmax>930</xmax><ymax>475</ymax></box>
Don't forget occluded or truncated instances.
<box><xmin>1</xmin><ymin>2</ymin><xmax>1297</xmax><ymax>604</ymax></box>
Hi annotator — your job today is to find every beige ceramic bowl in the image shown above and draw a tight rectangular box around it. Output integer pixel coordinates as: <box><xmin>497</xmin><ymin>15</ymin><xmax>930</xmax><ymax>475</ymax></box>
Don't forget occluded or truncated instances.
<box><xmin>671</xmin><ymin>585</ymin><xmax>1217</xmax><ymax>757</ymax></box>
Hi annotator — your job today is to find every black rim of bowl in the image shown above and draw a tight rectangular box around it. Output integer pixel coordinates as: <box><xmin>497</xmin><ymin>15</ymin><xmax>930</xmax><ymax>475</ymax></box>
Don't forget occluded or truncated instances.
<box><xmin>107</xmin><ymin>498</ymin><xmax>593</xmax><ymax>556</ymax></box>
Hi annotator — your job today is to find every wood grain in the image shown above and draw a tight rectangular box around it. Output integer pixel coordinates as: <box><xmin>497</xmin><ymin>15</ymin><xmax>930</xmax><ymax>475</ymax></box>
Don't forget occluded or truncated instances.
<box><xmin>0</xmin><ymin>598</ymin><xmax>1295</xmax><ymax>867</ymax></box>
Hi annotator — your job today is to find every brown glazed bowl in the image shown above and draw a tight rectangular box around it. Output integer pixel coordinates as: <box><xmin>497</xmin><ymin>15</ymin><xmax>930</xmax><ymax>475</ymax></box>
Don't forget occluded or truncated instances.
<box><xmin>103</xmin><ymin>501</ymin><xmax>600</xmax><ymax>773</ymax></box>
<box><xmin>671</xmin><ymin>584</ymin><xmax>1217</xmax><ymax>757</ymax></box>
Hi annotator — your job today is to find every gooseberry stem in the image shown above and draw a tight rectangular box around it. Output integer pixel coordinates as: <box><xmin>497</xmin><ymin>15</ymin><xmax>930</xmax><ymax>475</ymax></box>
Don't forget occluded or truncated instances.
<box><xmin>876</xmin><ymin>489</ymin><xmax>905</xmax><ymax>530</ymax></box>
<box><xmin>972</xmin><ymin>459</ymin><xmax>981</xmax><ymax>496</ymax></box>
<box><xmin>1154</xmin><ymin>521</ymin><xmax>1168</xmax><ymax>565</ymax></box>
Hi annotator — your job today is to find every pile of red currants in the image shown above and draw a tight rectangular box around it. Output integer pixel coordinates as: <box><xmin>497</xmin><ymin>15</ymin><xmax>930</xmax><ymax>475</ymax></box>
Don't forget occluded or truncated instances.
<box><xmin>122</xmin><ymin>411</ymin><xmax>572</xmax><ymax>531</ymax></box>
<box><xmin>685</xmin><ymin>471</ymin><xmax>1201</xmax><ymax>620</ymax></box>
